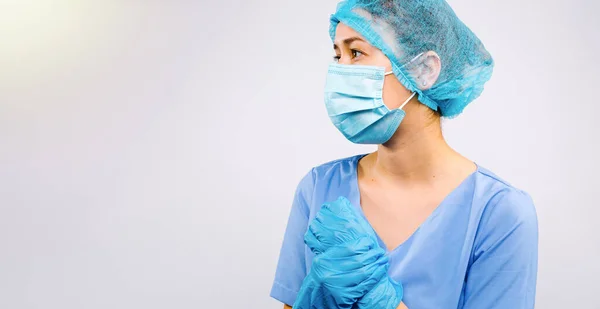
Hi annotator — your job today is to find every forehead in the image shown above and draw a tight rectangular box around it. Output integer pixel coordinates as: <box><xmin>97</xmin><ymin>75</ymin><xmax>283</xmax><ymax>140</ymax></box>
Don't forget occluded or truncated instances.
<box><xmin>331</xmin><ymin>12</ymin><xmax>401</xmax><ymax>56</ymax></box>
<box><xmin>333</xmin><ymin>23</ymin><xmax>367</xmax><ymax>45</ymax></box>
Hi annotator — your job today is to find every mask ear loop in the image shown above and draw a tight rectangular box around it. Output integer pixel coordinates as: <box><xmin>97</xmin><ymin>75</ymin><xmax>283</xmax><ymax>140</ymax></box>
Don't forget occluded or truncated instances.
<box><xmin>383</xmin><ymin>71</ymin><xmax>417</xmax><ymax>111</ymax></box>
<box><xmin>398</xmin><ymin>92</ymin><xmax>416</xmax><ymax>110</ymax></box>
<box><xmin>403</xmin><ymin>52</ymin><xmax>426</xmax><ymax>67</ymax></box>
<box><xmin>384</xmin><ymin>52</ymin><xmax>423</xmax><ymax>110</ymax></box>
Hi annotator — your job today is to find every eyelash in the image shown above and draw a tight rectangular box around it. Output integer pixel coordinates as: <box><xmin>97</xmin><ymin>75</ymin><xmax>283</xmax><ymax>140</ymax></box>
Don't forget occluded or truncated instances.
<box><xmin>333</xmin><ymin>49</ymin><xmax>364</xmax><ymax>61</ymax></box>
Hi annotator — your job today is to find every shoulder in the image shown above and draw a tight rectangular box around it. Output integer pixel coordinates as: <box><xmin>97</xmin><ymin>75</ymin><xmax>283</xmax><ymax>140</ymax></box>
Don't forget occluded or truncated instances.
<box><xmin>471</xmin><ymin>166</ymin><xmax>538</xmax><ymax>254</ymax></box>
<box><xmin>293</xmin><ymin>154</ymin><xmax>365</xmax><ymax>208</ymax></box>
<box><xmin>474</xmin><ymin>166</ymin><xmax>537</xmax><ymax>222</ymax></box>
<box><xmin>313</xmin><ymin>154</ymin><xmax>364</xmax><ymax>175</ymax></box>
<box><xmin>296</xmin><ymin>154</ymin><xmax>365</xmax><ymax>189</ymax></box>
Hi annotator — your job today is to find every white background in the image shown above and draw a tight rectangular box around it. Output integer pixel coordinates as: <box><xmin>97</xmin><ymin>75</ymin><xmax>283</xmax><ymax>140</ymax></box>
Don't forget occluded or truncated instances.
<box><xmin>1</xmin><ymin>0</ymin><xmax>598</xmax><ymax>308</ymax></box>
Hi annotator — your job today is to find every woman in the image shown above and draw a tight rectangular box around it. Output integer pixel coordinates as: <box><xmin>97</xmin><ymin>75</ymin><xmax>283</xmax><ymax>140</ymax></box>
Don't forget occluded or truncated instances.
<box><xmin>271</xmin><ymin>0</ymin><xmax>538</xmax><ymax>308</ymax></box>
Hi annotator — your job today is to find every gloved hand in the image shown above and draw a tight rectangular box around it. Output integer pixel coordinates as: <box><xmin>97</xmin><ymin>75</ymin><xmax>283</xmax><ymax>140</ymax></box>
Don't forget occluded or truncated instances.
<box><xmin>292</xmin><ymin>236</ymin><xmax>389</xmax><ymax>309</ymax></box>
<box><xmin>294</xmin><ymin>196</ymin><xmax>404</xmax><ymax>309</ymax></box>
<box><xmin>357</xmin><ymin>275</ymin><xmax>404</xmax><ymax>309</ymax></box>
<box><xmin>304</xmin><ymin>196</ymin><xmax>378</xmax><ymax>255</ymax></box>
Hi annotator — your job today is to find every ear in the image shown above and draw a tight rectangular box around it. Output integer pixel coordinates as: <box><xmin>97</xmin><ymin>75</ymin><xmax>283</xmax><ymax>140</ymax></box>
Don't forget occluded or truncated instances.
<box><xmin>413</xmin><ymin>51</ymin><xmax>441</xmax><ymax>91</ymax></box>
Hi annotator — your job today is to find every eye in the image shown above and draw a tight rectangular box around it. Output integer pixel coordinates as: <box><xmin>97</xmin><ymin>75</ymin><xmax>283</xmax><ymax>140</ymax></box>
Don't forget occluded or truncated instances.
<box><xmin>332</xmin><ymin>55</ymin><xmax>341</xmax><ymax>62</ymax></box>
<box><xmin>351</xmin><ymin>49</ymin><xmax>364</xmax><ymax>60</ymax></box>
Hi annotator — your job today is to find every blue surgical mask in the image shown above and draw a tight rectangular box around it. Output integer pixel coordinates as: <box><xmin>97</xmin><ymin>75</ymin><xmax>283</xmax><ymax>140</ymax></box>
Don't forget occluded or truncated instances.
<box><xmin>324</xmin><ymin>64</ymin><xmax>416</xmax><ymax>145</ymax></box>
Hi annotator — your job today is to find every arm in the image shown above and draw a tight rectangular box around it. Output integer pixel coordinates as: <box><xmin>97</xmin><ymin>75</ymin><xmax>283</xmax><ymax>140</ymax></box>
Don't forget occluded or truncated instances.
<box><xmin>270</xmin><ymin>171</ymin><xmax>314</xmax><ymax>307</ymax></box>
<box><xmin>461</xmin><ymin>190</ymin><xmax>538</xmax><ymax>308</ymax></box>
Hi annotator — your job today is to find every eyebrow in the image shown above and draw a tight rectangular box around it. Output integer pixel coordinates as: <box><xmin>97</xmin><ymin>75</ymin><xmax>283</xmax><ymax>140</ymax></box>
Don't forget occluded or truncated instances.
<box><xmin>333</xmin><ymin>36</ymin><xmax>366</xmax><ymax>49</ymax></box>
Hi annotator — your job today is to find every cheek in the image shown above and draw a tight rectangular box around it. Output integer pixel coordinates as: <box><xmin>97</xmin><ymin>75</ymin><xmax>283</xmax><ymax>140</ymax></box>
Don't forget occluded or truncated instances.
<box><xmin>382</xmin><ymin>77</ymin><xmax>412</xmax><ymax>110</ymax></box>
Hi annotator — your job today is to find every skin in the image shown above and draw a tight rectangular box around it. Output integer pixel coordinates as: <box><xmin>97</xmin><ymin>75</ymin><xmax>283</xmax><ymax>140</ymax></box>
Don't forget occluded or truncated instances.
<box><xmin>331</xmin><ymin>23</ymin><xmax>475</xmax><ymax>252</ymax></box>
<box><xmin>283</xmin><ymin>23</ymin><xmax>474</xmax><ymax>309</ymax></box>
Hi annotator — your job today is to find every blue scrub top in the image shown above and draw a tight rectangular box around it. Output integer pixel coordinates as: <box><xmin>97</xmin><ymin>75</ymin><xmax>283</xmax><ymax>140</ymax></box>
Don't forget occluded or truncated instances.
<box><xmin>271</xmin><ymin>154</ymin><xmax>538</xmax><ymax>308</ymax></box>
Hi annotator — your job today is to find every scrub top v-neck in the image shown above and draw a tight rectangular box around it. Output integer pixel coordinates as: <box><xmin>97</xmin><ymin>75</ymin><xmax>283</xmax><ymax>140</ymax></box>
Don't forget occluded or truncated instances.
<box><xmin>347</xmin><ymin>154</ymin><xmax>478</xmax><ymax>255</ymax></box>
<box><xmin>271</xmin><ymin>154</ymin><xmax>538</xmax><ymax>309</ymax></box>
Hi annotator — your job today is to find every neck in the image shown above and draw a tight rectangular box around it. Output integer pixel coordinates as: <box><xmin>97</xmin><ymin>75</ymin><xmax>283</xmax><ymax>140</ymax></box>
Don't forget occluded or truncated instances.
<box><xmin>370</xmin><ymin>115</ymin><xmax>459</xmax><ymax>183</ymax></box>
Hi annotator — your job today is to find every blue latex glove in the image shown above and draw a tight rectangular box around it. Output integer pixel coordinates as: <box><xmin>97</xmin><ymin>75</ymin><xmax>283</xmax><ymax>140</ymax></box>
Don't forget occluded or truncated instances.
<box><xmin>294</xmin><ymin>196</ymin><xmax>404</xmax><ymax>309</ymax></box>
<box><xmin>292</xmin><ymin>236</ymin><xmax>388</xmax><ymax>309</ymax></box>
<box><xmin>304</xmin><ymin>196</ymin><xmax>379</xmax><ymax>255</ymax></box>
<box><xmin>356</xmin><ymin>275</ymin><xmax>404</xmax><ymax>309</ymax></box>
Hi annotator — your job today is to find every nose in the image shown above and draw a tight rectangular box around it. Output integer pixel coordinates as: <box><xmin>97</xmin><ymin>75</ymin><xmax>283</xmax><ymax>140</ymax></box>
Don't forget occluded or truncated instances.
<box><xmin>337</xmin><ymin>54</ymin><xmax>352</xmax><ymax>65</ymax></box>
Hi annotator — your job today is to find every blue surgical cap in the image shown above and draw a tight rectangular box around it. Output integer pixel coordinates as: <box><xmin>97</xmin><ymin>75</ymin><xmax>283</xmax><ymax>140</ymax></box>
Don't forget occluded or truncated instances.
<box><xmin>330</xmin><ymin>0</ymin><xmax>494</xmax><ymax>117</ymax></box>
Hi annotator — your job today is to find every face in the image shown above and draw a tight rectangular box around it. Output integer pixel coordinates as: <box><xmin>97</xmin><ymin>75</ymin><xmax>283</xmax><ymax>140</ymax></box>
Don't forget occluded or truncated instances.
<box><xmin>333</xmin><ymin>23</ymin><xmax>413</xmax><ymax>111</ymax></box>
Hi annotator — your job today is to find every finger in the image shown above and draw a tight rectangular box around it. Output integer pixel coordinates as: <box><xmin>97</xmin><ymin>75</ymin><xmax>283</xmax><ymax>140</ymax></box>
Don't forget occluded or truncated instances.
<box><xmin>304</xmin><ymin>225</ymin><xmax>325</xmax><ymax>254</ymax></box>
<box><xmin>315</xmin><ymin>205</ymin><xmax>354</xmax><ymax>229</ymax></box>
<box><xmin>316</xmin><ymin>237</ymin><xmax>385</xmax><ymax>269</ymax></box>
<box><xmin>312</xmin><ymin>246</ymin><xmax>388</xmax><ymax>290</ymax></box>
<box><xmin>322</xmin><ymin>196</ymin><xmax>355</xmax><ymax>219</ymax></box>
<box><xmin>316</xmin><ymin>199</ymin><xmax>376</xmax><ymax>240</ymax></box>
<box><xmin>310</xmin><ymin>216</ymin><xmax>366</xmax><ymax>248</ymax></box>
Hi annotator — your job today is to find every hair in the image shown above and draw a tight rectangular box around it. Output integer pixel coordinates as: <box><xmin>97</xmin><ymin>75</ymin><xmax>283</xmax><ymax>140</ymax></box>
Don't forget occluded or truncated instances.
<box><xmin>429</xmin><ymin>107</ymin><xmax>441</xmax><ymax>120</ymax></box>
